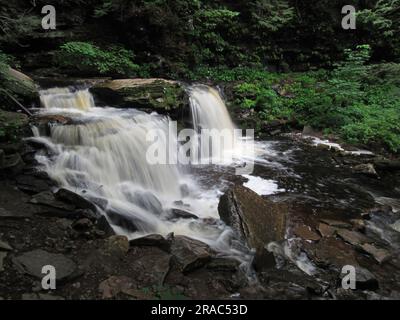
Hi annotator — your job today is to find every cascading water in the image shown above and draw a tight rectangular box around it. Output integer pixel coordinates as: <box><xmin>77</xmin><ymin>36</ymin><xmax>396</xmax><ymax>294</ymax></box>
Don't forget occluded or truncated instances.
<box><xmin>188</xmin><ymin>85</ymin><xmax>242</xmax><ymax>164</ymax></box>
<box><xmin>32</xmin><ymin>86</ymin><xmax>253</xmax><ymax>265</ymax></box>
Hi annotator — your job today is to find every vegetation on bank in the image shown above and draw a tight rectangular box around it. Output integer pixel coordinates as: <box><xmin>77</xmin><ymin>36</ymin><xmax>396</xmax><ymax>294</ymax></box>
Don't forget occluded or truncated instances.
<box><xmin>187</xmin><ymin>45</ymin><xmax>400</xmax><ymax>153</ymax></box>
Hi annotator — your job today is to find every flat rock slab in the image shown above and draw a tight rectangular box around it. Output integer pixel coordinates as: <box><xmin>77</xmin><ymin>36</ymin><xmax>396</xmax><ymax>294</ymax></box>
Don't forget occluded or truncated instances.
<box><xmin>294</xmin><ymin>225</ymin><xmax>321</xmax><ymax>241</ymax></box>
<box><xmin>12</xmin><ymin>249</ymin><xmax>76</xmax><ymax>281</ymax></box>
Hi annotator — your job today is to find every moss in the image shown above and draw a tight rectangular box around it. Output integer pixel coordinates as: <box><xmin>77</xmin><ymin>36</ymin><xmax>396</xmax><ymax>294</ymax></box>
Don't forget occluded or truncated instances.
<box><xmin>0</xmin><ymin>110</ymin><xmax>30</xmax><ymax>142</ymax></box>
<box><xmin>91</xmin><ymin>80</ymin><xmax>188</xmax><ymax>112</ymax></box>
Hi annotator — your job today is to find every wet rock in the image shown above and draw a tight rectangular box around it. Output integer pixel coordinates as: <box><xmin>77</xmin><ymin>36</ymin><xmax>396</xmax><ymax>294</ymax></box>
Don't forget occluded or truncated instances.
<box><xmin>91</xmin><ymin>79</ymin><xmax>188</xmax><ymax>113</ymax></box>
<box><xmin>0</xmin><ymin>252</ymin><xmax>7</xmax><ymax>272</ymax></box>
<box><xmin>360</xmin><ymin>243</ymin><xmax>391</xmax><ymax>264</ymax></box>
<box><xmin>294</xmin><ymin>225</ymin><xmax>321</xmax><ymax>241</ymax></box>
<box><xmin>319</xmin><ymin>219</ymin><xmax>352</xmax><ymax>229</ymax></box>
<box><xmin>12</xmin><ymin>249</ymin><xmax>76</xmax><ymax>281</ymax></box>
<box><xmin>106</xmin><ymin>209</ymin><xmax>145</xmax><ymax>232</ymax></box>
<box><xmin>353</xmin><ymin>163</ymin><xmax>379</xmax><ymax>178</ymax></box>
<box><xmin>170</xmin><ymin>236</ymin><xmax>212</xmax><ymax>273</ymax></box>
<box><xmin>131</xmin><ymin>191</ymin><xmax>163</xmax><ymax>216</ymax></box>
<box><xmin>168</xmin><ymin>208</ymin><xmax>199</xmax><ymax>221</ymax></box>
<box><xmin>0</xmin><ymin>240</ymin><xmax>13</xmax><ymax>251</ymax></box>
<box><xmin>129</xmin><ymin>234</ymin><xmax>171</xmax><ymax>252</ymax></box>
<box><xmin>96</xmin><ymin>216</ymin><xmax>116</xmax><ymax>236</ymax></box>
<box><xmin>318</xmin><ymin>223</ymin><xmax>337</xmax><ymax>237</ymax></box>
<box><xmin>33</xmin><ymin>114</ymin><xmax>72</xmax><ymax>126</ymax></box>
<box><xmin>336</xmin><ymin>229</ymin><xmax>370</xmax><ymax>247</ymax></box>
<box><xmin>29</xmin><ymin>191</ymin><xmax>75</xmax><ymax>211</ymax></box>
<box><xmin>218</xmin><ymin>185</ymin><xmax>287</xmax><ymax>253</ymax></box>
<box><xmin>55</xmin><ymin>188</ymin><xmax>97</xmax><ymax>211</ymax></box>
<box><xmin>206</xmin><ymin>257</ymin><xmax>241</xmax><ymax>272</ymax></box>
<box><xmin>103</xmin><ymin>235</ymin><xmax>130</xmax><ymax>256</ymax></box>
<box><xmin>304</xmin><ymin>237</ymin><xmax>359</xmax><ymax>270</ymax></box>
<box><xmin>252</xmin><ymin>248</ymin><xmax>277</xmax><ymax>272</ymax></box>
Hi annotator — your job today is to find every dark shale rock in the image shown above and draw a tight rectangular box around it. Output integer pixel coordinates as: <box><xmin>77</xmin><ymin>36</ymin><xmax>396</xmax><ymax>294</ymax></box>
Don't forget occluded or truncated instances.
<box><xmin>54</xmin><ymin>188</ymin><xmax>97</xmax><ymax>212</ymax></box>
<box><xmin>129</xmin><ymin>234</ymin><xmax>171</xmax><ymax>252</ymax></box>
<box><xmin>170</xmin><ymin>235</ymin><xmax>212</xmax><ymax>274</ymax></box>
<box><xmin>12</xmin><ymin>249</ymin><xmax>76</xmax><ymax>281</ymax></box>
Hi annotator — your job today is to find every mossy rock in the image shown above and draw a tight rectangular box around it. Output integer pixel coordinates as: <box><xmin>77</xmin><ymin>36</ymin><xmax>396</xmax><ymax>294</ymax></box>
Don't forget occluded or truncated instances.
<box><xmin>0</xmin><ymin>67</ymin><xmax>39</xmax><ymax>109</ymax></box>
<box><xmin>90</xmin><ymin>78</ymin><xmax>188</xmax><ymax>114</ymax></box>
<box><xmin>0</xmin><ymin>110</ymin><xmax>30</xmax><ymax>142</ymax></box>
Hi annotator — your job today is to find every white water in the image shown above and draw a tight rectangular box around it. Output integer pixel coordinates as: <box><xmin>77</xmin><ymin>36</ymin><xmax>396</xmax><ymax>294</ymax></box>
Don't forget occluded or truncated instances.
<box><xmin>33</xmin><ymin>87</ymin><xmax>256</xmax><ymax>264</ymax></box>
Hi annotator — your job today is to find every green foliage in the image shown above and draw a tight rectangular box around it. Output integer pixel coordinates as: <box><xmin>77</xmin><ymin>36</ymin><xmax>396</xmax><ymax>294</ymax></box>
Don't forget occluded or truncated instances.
<box><xmin>55</xmin><ymin>42</ymin><xmax>142</xmax><ymax>77</ymax></box>
<box><xmin>249</xmin><ymin>0</ymin><xmax>295</xmax><ymax>32</ymax></box>
<box><xmin>358</xmin><ymin>0</ymin><xmax>400</xmax><ymax>58</ymax></box>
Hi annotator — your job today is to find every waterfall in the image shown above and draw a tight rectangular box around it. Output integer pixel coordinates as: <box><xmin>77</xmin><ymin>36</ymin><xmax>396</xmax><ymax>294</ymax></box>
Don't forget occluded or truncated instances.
<box><xmin>188</xmin><ymin>84</ymin><xmax>260</xmax><ymax>171</ymax></box>
<box><xmin>33</xmin><ymin>87</ymin><xmax>252</xmax><ymax>263</ymax></box>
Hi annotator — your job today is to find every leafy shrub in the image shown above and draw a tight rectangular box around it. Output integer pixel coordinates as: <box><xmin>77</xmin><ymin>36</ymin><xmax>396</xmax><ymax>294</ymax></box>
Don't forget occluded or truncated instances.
<box><xmin>55</xmin><ymin>42</ymin><xmax>142</xmax><ymax>77</ymax></box>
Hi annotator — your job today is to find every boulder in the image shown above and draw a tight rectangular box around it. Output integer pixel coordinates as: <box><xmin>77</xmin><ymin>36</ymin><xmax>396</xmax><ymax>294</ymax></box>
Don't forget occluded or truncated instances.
<box><xmin>54</xmin><ymin>188</ymin><xmax>97</xmax><ymax>212</ymax></box>
<box><xmin>103</xmin><ymin>235</ymin><xmax>130</xmax><ymax>256</ymax></box>
<box><xmin>12</xmin><ymin>249</ymin><xmax>76</xmax><ymax>281</ymax></box>
<box><xmin>168</xmin><ymin>208</ymin><xmax>199</xmax><ymax>221</ymax></box>
<box><xmin>90</xmin><ymin>78</ymin><xmax>188</xmax><ymax>113</ymax></box>
<box><xmin>218</xmin><ymin>185</ymin><xmax>287</xmax><ymax>252</ymax></box>
<box><xmin>129</xmin><ymin>234</ymin><xmax>171</xmax><ymax>252</ymax></box>
<box><xmin>130</xmin><ymin>190</ymin><xmax>163</xmax><ymax>216</ymax></box>
<box><xmin>170</xmin><ymin>235</ymin><xmax>212</xmax><ymax>273</ymax></box>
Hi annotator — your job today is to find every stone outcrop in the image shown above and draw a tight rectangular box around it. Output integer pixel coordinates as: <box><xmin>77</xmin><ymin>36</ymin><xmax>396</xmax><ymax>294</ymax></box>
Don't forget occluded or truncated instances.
<box><xmin>90</xmin><ymin>78</ymin><xmax>188</xmax><ymax>113</ymax></box>
<box><xmin>218</xmin><ymin>185</ymin><xmax>287</xmax><ymax>254</ymax></box>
